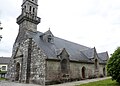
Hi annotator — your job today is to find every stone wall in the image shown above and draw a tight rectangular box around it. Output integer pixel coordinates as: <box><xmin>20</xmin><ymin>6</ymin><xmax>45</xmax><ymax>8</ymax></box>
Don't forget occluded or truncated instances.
<box><xmin>99</xmin><ymin>64</ymin><xmax>106</xmax><ymax>76</ymax></box>
<box><xmin>30</xmin><ymin>38</ymin><xmax>46</xmax><ymax>85</ymax></box>
<box><xmin>46</xmin><ymin>60</ymin><xmax>99</xmax><ymax>82</ymax></box>
<box><xmin>69</xmin><ymin>62</ymin><xmax>95</xmax><ymax>79</ymax></box>
<box><xmin>45</xmin><ymin>60</ymin><xmax>107</xmax><ymax>83</ymax></box>
<box><xmin>46</xmin><ymin>60</ymin><xmax>60</xmax><ymax>82</ymax></box>
<box><xmin>7</xmin><ymin>38</ymin><xmax>46</xmax><ymax>85</ymax></box>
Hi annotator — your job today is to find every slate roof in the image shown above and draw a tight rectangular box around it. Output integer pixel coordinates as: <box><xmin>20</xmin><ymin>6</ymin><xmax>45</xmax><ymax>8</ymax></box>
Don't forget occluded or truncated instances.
<box><xmin>14</xmin><ymin>30</ymin><xmax>109</xmax><ymax>64</ymax></box>
<box><xmin>81</xmin><ymin>48</ymin><xmax>95</xmax><ymax>59</ymax></box>
<box><xmin>98</xmin><ymin>52</ymin><xmax>109</xmax><ymax>61</ymax></box>
<box><xmin>0</xmin><ymin>57</ymin><xmax>10</xmax><ymax>64</ymax></box>
<box><xmin>28</xmin><ymin>31</ymin><xmax>93</xmax><ymax>62</ymax></box>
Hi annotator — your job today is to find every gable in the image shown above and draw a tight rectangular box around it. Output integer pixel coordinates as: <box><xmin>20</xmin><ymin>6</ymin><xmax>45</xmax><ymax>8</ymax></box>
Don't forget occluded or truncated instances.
<box><xmin>59</xmin><ymin>48</ymin><xmax>69</xmax><ymax>60</ymax></box>
<box><xmin>40</xmin><ymin>29</ymin><xmax>54</xmax><ymax>43</ymax></box>
<box><xmin>15</xmin><ymin>47</ymin><xmax>23</xmax><ymax>57</ymax></box>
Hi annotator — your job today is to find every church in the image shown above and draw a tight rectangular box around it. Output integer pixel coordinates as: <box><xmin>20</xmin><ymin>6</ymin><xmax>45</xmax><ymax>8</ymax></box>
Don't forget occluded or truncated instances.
<box><xmin>7</xmin><ymin>0</ymin><xmax>109</xmax><ymax>85</ymax></box>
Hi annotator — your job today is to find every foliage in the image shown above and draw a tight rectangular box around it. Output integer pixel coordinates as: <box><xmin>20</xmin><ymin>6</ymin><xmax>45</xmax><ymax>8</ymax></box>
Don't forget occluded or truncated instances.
<box><xmin>0</xmin><ymin>71</ymin><xmax>7</xmax><ymax>74</ymax></box>
<box><xmin>107</xmin><ymin>47</ymin><xmax>120</xmax><ymax>83</ymax></box>
<box><xmin>77</xmin><ymin>79</ymin><xmax>119</xmax><ymax>86</ymax></box>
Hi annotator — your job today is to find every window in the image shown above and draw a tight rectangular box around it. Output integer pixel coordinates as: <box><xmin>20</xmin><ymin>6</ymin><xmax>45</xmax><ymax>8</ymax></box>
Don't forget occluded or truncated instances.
<box><xmin>95</xmin><ymin>59</ymin><xmax>98</xmax><ymax>69</ymax></box>
<box><xmin>48</xmin><ymin>35</ymin><xmax>53</xmax><ymax>43</ymax></box>
<box><xmin>29</xmin><ymin>6</ymin><xmax>32</xmax><ymax>13</ymax></box>
<box><xmin>24</xmin><ymin>6</ymin><xmax>26</xmax><ymax>10</ymax></box>
<box><xmin>33</xmin><ymin>8</ymin><xmax>35</xmax><ymax>13</ymax></box>
<box><xmin>61</xmin><ymin>59</ymin><xmax>68</xmax><ymax>73</ymax></box>
<box><xmin>2</xmin><ymin>66</ymin><xmax>6</xmax><ymax>71</ymax></box>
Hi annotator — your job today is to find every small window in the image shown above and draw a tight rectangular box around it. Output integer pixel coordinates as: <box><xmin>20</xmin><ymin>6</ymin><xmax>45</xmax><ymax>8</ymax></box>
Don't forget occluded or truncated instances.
<box><xmin>24</xmin><ymin>6</ymin><xmax>26</xmax><ymax>11</ymax></box>
<box><xmin>24</xmin><ymin>6</ymin><xmax>26</xmax><ymax>9</ymax></box>
<box><xmin>33</xmin><ymin>8</ymin><xmax>35</xmax><ymax>13</ymax></box>
<box><xmin>29</xmin><ymin>6</ymin><xmax>32</xmax><ymax>12</ymax></box>
<box><xmin>48</xmin><ymin>35</ymin><xmax>53</xmax><ymax>43</ymax></box>
<box><xmin>2</xmin><ymin>66</ymin><xmax>6</xmax><ymax>70</ymax></box>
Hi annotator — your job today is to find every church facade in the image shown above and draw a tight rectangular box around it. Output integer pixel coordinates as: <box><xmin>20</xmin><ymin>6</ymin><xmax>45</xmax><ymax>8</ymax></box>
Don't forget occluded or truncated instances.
<box><xmin>7</xmin><ymin>0</ymin><xmax>109</xmax><ymax>85</ymax></box>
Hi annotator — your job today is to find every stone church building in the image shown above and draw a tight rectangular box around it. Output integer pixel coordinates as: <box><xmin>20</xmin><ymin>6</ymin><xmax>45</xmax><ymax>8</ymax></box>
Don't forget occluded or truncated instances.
<box><xmin>7</xmin><ymin>0</ymin><xmax>109</xmax><ymax>85</ymax></box>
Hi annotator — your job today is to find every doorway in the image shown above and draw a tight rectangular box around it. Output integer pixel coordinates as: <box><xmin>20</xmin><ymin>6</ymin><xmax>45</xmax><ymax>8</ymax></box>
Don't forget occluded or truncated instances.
<box><xmin>15</xmin><ymin>62</ymin><xmax>20</xmax><ymax>81</ymax></box>
<box><xmin>82</xmin><ymin>66</ymin><xmax>86</xmax><ymax>79</ymax></box>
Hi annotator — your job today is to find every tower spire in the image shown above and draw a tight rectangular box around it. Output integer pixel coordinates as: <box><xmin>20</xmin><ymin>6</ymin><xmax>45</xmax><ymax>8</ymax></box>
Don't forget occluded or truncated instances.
<box><xmin>17</xmin><ymin>0</ymin><xmax>41</xmax><ymax>32</ymax></box>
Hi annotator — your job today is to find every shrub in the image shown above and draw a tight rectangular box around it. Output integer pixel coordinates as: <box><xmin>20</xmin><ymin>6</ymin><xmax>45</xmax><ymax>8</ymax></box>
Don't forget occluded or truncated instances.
<box><xmin>107</xmin><ymin>47</ymin><xmax>120</xmax><ymax>83</ymax></box>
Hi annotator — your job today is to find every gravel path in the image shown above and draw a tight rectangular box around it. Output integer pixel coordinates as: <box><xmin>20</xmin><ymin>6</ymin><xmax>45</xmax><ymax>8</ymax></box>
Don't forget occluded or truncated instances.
<box><xmin>0</xmin><ymin>77</ymin><xmax>111</xmax><ymax>86</ymax></box>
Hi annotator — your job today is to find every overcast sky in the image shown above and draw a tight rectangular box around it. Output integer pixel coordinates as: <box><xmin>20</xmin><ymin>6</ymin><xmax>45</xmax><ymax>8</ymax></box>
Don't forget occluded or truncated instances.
<box><xmin>0</xmin><ymin>0</ymin><xmax>120</xmax><ymax>57</ymax></box>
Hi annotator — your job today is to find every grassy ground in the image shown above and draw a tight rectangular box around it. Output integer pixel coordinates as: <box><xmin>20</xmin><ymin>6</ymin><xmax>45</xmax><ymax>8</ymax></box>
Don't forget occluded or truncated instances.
<box><xmin>0</xmin><ymin>78</ymin><xmax>6</xmax><ymax>80</ymax></box>
<box><xmin>78</xmin><ymin>79</ymin><xmax>119</xmax><ymax>86</ymax></box>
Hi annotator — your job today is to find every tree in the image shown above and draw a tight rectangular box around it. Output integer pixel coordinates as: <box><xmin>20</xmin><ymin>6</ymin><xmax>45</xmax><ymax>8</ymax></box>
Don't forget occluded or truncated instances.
<box><xmin>0</xmin><ymin>21</ymin><xmax>3</xmax><ymax>41</ymax></box>
<box><xmin>107</xmin><ymin>47</ymin><xmax>120</xmax><ymax>83</ymax></box>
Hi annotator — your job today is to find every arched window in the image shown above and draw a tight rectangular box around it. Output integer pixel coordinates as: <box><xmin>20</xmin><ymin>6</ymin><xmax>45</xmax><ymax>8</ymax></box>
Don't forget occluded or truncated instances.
<box><xmin>61</xmin><ymin>59</ymin><xmax>68</xmax><ymax>73</ymax></box>
<box><xmin>33</xmin><ymin>8</ymin><xmax>35</xmax><ymax>13</ymax></box>
<box><xmin>24</xmin><ymin>6</ymin><xmax>26</xmax><ymax>9</ymax></box>
<box><xmin>29</xmin><ymin>6</ymin><xmax>32</xmax><ymax>13</ymax></box>
<box><xmin>95</xmin><ymin>59</ymin><xmax>98</xmax><ymax>69</ymax></box>
<box><xmin>82</xmin><ymin>66</ymin><xmax>86</xmax><ymax>78</ymax></box>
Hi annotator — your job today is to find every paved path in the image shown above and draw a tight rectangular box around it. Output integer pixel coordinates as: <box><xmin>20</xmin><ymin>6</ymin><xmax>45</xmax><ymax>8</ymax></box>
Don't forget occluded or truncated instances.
<box><xmin>0</xmin><ymin>77</ymin><xmax>111</xmax><ymax>86</ymax></box>
<box><xmin>0</xmin><ymin>81</ymin><xmax>40</xmax><ymax>86</ymax></box>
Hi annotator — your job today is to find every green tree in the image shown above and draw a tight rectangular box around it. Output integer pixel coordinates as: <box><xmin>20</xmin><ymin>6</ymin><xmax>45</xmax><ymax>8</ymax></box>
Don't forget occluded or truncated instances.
<box><xmin>107</xmin><ymin>47</ymin><xmax>120</xmax><ymax>83</ymax></box>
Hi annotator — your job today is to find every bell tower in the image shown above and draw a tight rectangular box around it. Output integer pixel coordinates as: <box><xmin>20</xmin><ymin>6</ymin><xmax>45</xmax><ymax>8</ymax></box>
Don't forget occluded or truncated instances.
<box><xmin>17</xmin><ymin>0</ymin><xmax>40</xmax><ymax>32</ymax></box>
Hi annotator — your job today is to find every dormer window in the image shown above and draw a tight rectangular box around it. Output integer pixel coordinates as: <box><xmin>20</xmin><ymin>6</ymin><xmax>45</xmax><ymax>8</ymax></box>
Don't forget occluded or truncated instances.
<box><xmin>48</xmin><ymin>35</ymin><xmax>54</xmax><ymax>43</ymax></box>
<box><xmin>40</xmin><ymin>29</ymin><xmax>54</xmax><ymax>43</ymax></box>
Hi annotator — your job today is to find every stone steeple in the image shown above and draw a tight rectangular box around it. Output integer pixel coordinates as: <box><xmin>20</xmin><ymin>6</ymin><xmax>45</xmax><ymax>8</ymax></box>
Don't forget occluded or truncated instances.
<box><xmin>17</xmin><ymin>0</ymin><xmax>40</xmax><ymax>32</ymax></box>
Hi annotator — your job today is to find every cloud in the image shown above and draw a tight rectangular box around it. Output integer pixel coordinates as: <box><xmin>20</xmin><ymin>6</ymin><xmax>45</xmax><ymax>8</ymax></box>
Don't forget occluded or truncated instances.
<box><xmin>1</xmin><ymin>0</ymin><xmax>120</xmax><ymax>56</ymax></box>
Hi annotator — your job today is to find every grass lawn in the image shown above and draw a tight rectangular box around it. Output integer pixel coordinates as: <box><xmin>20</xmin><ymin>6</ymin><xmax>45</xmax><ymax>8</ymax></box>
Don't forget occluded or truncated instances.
<box><xmin>0</xmin><ymin>78</ymin><xmax>6</xmax><ymax>80</ymax></box>
<box><xmin>78</xmin><ymin>79</ymin><xmax>119</xmax><ymax>86</ymax></box>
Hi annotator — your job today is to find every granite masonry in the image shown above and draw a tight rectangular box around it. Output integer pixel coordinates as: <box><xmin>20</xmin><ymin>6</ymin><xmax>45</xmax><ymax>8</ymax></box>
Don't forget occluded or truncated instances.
<box><xmin>7</xmin><ymin>0</ymin><xmax>109</xmax><ymax>85</ymax></box>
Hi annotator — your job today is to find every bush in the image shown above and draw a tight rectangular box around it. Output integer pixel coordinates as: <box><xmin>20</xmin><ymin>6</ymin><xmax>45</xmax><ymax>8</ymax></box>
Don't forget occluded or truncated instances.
<box><xmin>107</xmin><ymin>47</ymin><xmax>120</xmax><ymax>83</ymax></box>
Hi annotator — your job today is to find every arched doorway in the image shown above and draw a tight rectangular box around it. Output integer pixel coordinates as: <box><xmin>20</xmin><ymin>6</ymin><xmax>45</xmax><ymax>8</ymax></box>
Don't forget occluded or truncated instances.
<box><xmin>103</xmin><ymin>67</ymin><xmax>106</xmax><ymax>76</ymax></box>
<box><xmin>61</xmin><ymin>59</ymin><xmax>68</xmax><ymax>73</ymax></box>
<box><xmin>15</xmin><ymin>62</ymin><xmax>20</xmax><ymax>81</ymax></box>
<box><xmin>82</xmin><ymin>66</ymin><xmax>86</xmax><ymax>79</ymax></box>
